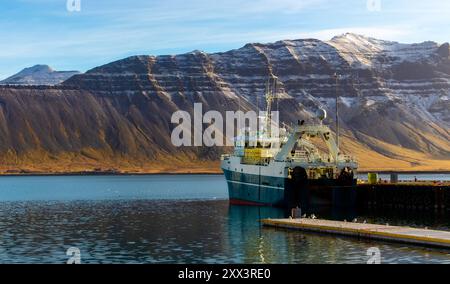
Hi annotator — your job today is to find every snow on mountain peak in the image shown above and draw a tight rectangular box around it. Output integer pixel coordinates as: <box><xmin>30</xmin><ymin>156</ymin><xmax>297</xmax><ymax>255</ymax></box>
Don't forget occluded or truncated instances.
<box><xmin>24</xmin><ymin>64</ymin><xmax>55</xmax><ymax>73</ymax></box>
<box><xmin>327</xmin><ymin>33</ymin><xmax>438</xmax><ymax>68</ymax></box>
<box><xmin>0</xmin><ymin>65</ymin><xmax>80</xmax><ymax>86</ymax></box>
<box><xmin>331</xmin><ymin>33</ymin><xmax>392</xmax><ymax>45</ymax></box>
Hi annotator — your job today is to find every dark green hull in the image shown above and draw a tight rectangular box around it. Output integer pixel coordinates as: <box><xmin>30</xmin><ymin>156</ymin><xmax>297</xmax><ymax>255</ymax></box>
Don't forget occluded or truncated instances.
<box><xmin>223</xmin><ymin>169</ymin><xmax>356</xmax><ymax>208</ymax></box>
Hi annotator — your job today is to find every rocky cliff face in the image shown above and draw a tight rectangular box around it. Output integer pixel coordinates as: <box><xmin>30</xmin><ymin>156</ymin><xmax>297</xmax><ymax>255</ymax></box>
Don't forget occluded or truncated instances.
<box><xmin>0</xmin><ymin>34</ymin><xmax>449</xmax><ymax>173</ymax></box>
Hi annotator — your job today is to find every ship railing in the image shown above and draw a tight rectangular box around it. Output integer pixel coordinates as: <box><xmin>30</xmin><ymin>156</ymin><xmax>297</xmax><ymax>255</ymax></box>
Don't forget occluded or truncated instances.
<box><xmin>339</xmin><ymin>155</ymin><xmax>356</xmax><ymax>163</ymax></box>
<box><xmin>221</xmin><ymin>154</ymin><xmax>231</xmax><ymax>161</ymax></box>
<box><xmin>290</xmin><ymin>157</ymin><xmax>310</xmax><ymax>163</ymax></box>
<box><xmin>291</xmin><ymin>150</ymin><xmax>308</xmax><ymax>160</ymax></box>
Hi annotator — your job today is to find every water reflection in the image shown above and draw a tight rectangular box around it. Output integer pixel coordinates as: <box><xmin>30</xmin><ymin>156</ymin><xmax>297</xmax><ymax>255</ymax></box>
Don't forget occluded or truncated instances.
<box><xmin>227</xmin><ymin>204</ymin><xmax>450</xmax><ymax>264</ymax></box>
<box><xmin>227</xmin><ymin>205</ymin><xmax>286</xmax><ymax>263</ymax></box>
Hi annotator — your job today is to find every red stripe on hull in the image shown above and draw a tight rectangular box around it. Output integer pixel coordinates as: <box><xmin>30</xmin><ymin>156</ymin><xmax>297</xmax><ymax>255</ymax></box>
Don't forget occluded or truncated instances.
<box><xmin>229</xmin><ymin>199</ymin><xmax>273</xmax><ymax>206</ymax></box>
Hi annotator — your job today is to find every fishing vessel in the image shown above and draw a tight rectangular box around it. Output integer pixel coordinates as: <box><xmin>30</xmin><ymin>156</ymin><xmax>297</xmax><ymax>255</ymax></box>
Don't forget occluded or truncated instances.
<box><xmin>220</xmin><ymin>78</ymin><xmax>358</xmax><ymax>208</ymax></box>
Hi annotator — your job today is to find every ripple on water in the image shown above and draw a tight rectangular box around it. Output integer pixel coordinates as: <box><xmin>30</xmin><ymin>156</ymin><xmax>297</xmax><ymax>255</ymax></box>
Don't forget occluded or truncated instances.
<box><xmin>0</xmin><ymin>198</ymin><xmax>449</xmax><ymax>263</ymax></box>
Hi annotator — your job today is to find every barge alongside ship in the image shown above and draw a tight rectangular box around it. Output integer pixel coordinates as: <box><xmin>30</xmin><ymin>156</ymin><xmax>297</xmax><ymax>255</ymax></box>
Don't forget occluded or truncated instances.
<box><xmin>221</xmin><ymin>79</ymin><xmax>358</xmax><ymax>208</ymax></box>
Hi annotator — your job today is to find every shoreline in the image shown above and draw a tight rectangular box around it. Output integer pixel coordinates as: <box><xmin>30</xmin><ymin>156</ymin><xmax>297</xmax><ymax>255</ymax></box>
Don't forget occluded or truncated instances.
<box><xmin>357</xmin><ymin>171</ymin><xmax>450</xmax><ymax>175</ymax></box>
<box><xmin>0</xmin><ymin>170</ymin><xmax>449</xmax><ymax>177</ymax></box>
<box><xmin>0</xmin><ymin>171</ymin><xmax>224</xmax><ymax>177</ymax></box>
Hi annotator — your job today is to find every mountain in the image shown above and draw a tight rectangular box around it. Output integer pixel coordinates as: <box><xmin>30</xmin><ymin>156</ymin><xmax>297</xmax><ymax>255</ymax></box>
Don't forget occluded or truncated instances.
<box><xmin>0</xmin><ymin>33</ymin><xmax>449</xmax><ymax>174</ymax></box>
<box><xmin>0</xmin><ymin>65</ymin><xmax>80</xmax><ymax>86</ymax></box>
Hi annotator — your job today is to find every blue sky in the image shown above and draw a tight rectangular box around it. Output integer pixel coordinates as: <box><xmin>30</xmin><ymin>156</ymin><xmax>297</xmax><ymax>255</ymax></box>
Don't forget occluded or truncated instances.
<box><xmin>0</xmin><ymin>0</ymin><xmax>449</xmax><ymax>79</ymax></box>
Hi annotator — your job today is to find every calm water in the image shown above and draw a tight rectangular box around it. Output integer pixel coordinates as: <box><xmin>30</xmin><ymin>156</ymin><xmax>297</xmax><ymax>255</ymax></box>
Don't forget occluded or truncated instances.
<box><xmin>0</xmin><ymin>174</ymin><xmax>449</xmax><ymax>264</ymax></box>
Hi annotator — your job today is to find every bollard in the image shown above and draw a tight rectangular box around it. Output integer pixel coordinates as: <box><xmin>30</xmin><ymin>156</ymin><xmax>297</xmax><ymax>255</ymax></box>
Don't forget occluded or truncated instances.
<box><xmin>291</xmin><ymin>207</ymin><xmax>302</xmax><ymax>219</ymax></box>
<box><xmin>368</xmin><ymin>173</ymin><xmax>378</xmax><ymax>184</ymax></box>
<box><xmin>390</xmin><ymin>173</ymin><xmax>398</xmax><ymax>183</ymax></box>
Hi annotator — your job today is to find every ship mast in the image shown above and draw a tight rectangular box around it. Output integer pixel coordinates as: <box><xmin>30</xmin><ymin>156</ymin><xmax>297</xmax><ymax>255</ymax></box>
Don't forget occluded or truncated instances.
<box><xmin>265</xmin><ymin>77</ymin><xmax>276</xmax><ymax>138</ymax></box>
<box><xmin>334</xmin><ymin>72</ymin><xmax>340</xmax><ymax>162</ymax></box>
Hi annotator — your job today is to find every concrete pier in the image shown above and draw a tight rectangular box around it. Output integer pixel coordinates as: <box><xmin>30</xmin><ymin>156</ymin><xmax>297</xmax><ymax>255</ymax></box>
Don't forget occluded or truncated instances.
<box><xmin>262</xmin><ymin>218</ymin><xmax>450</xmax><ymax>249</ymax></box>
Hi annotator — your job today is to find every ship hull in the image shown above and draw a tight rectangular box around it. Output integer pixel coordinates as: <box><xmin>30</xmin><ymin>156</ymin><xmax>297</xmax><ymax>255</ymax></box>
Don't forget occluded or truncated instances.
<box><xmin>223</xmin><ymin>169</ymin><xmax>356</xmax><ymax>208</ymax></box>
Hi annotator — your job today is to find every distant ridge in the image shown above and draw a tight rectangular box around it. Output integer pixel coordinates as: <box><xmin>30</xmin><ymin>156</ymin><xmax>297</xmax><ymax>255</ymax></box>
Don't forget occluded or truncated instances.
<box><xmin>0</xmin><ymin>64</ymin><xmax>80</xmax><ymax>86</ymax></box>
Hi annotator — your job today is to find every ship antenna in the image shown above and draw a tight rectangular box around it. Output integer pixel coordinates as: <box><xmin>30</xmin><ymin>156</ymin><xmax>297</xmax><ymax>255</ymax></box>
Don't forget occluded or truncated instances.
<box><xmin>256</xmin><ymin>88</ymin><xmax>259</xmax><ymax>138</ymax></box>
<box><xmin>334</xmin><ymin>72</ymin><xmax>340</xmax><ymax>157</ymax></box>
<box><xmin>265</xmin><ymin>77</ymin><xmax>275</xmax><ymax>138</ymax></box>
<box><xmin>238</xmin><ymin>91</ymin><xmax>242</xmax><ymax>137</ymax></box>
<box><xmin>275</xmin><ymin>79</ymin><xmax>279</xmax><ymax>112</ymax></box>
<box><xmin>256</xmin><ymin>85</ymin><xmax>259</xmax><ymax>111</ymax></box>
